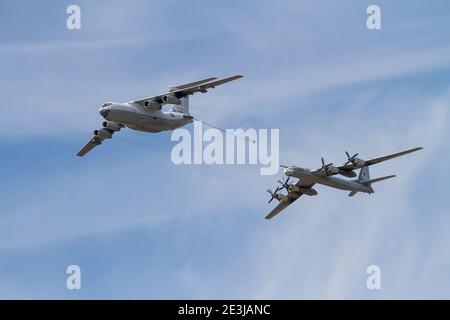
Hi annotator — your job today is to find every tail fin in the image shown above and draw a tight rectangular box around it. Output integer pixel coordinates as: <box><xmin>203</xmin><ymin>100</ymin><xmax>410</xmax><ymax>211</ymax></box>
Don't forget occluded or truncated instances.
<box><xmin>358</xmin><ymin>166</ymin><xmax>370</xmax><ymax>183</ymax></box>
<box><xmin>353</xmin><ymin>166</ymin><xmax>372</xmax><ymax>195</ymax></box>
<box><xmin>170</xmin><ymin>96</ymin><xmax>189</xmax><ymax>114</ymax></box>
<box><xmin>351</xmin><ymin>167</ymin><xmax>395</xmax><ymax>196</ymax></box>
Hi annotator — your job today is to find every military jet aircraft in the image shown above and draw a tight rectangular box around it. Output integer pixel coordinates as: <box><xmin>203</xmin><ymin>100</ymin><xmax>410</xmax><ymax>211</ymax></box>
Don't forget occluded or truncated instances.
<box><xmin>265</xmin><ymin>147</ymin><xmax>423</xmax><ymax>219</ymax></box>
<box><xmin>76</xmin><ymin>75</ymin><xmax>243</xmax><ymax>156</ymax></box>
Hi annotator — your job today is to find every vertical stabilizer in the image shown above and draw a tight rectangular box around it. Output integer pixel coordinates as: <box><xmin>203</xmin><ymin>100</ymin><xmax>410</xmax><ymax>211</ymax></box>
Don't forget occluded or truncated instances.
<box><xmin>358</xmin><ymin>166</ymin><xmax>370</xmax><ymax>183</ymax></box>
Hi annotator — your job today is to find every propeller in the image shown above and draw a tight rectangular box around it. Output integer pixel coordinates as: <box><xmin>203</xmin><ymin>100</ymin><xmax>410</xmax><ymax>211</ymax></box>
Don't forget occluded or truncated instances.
<box><xmin>345</xmin><ymin>151</ymin><xmax>359</xmax><ymax>165</ymax></box>
<box><xmin>321</xmin><ymin>157</ymin><xmax>334</xmax><ymax>175</ymax></box>
<box><xmin>267</xmin><ymin>186</ymin><xmax>281</xmax><ymax>203</ymax></box>
<box><xmin>277</xmin><ymin>176</ymin><xmax>291</xmax><ymax>193</ymax></box>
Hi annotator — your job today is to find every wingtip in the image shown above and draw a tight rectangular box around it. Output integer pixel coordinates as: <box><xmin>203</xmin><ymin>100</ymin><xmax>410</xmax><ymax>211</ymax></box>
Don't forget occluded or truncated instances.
<box><xmin>228</xmin><ymin>74</ymin><xmax>244</xmax><ymax>79</ymax></box>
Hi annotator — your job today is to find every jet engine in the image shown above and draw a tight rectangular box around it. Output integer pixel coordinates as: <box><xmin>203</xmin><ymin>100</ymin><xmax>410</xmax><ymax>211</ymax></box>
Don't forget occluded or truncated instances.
<box><xmin>93</xmin><ymin>128</ymin><xmax>113</xmax><ymax>139</ymax></box>
<box><xmin>143</xmin><ymin>100</ymin><xmax>161</xmax><ymax>110</ymax></box>
<box><xmin>102</xmin><ymin>121</ymin><xmax>122</xmax><ymax>132</ymax></box>
<box><xmin>161</xmin><ymin>94</ymin><xmax>181</xmax><ymax>105</ymax></box>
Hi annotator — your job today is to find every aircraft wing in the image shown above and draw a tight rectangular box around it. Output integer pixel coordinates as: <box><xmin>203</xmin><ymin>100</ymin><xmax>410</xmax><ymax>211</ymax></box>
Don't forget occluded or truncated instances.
<box><xmin>338</xmin><ymin>147</ymin><xmax>423</xmax><ymax>171</ymax></box>
<box><xmin>363</xmin><ymin>147</ymin><xmax>423</xmax><ymax>165</ymax></box>
<box><xmin>265</xmin><ymin>181</ymin><xmax>315</xmax><ymax>220</ymax></box>
<box><xmin>77</xmin><ymin>125</ymin><xmax>123</xmax><ymax>157</ymax></box>
<box><xmin>265</xmin><ymin>194</ymin><xmax>303</xmax><ymax>220</ymax></box>
<box><xmin>77</xmin><ymin>137</ymin><xmax>103</xmax><ymax>157</ymax></box>
<box><xmin>132</xmin><ymin>75</ymin><xmax>243</xmax><ymax>107</ymax></box>
<box><xmin>169</xmin><ymin>77</ymin><xmax>217</xmax><ymax>91</ymax></box>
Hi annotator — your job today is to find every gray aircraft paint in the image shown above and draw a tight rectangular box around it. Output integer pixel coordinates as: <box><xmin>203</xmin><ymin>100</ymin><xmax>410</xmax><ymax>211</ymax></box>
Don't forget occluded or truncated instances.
<box><xmin>285</xmin><ymin>167</ymin><xmax>374</xmax><ymax>194</ymax></box>
<box><xmin>77</xmin><ymin>75</ymin><xmax>242</xmax><ymax>157</ymax></box>
<box><xmin>265</xmin><ymin>147</ymin><xmax>423</xmax><ymax>219</ymax></box>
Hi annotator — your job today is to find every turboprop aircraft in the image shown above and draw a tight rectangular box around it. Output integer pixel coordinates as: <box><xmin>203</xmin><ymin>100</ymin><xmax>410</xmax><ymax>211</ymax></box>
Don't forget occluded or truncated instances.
<box><xmin>76</xmin><ymin>75</ymin><xmax>243</xmax><ymax>156</ymax></box>
<box><xmin>265</xmin><ymin>147</ymin><xmax>423</xmax><ymax>219</ymax></box>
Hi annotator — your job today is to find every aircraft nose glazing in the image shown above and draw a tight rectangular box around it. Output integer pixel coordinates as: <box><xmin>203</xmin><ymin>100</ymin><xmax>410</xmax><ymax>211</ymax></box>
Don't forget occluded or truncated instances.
<box><xmin>284</xmin><ymin>168</ymin><xmax>294</xmax><ymax>176</ymax></box>
<box><xmin>99</xmin><ymin>107</ymin><xmax>109</xmax><ymax>118</ymax></box>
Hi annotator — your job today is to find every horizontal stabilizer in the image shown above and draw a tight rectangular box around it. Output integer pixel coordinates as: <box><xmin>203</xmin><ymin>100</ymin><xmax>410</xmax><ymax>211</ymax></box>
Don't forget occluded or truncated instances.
<box><xmin>366</xmin><ymin>175</ymin><xmax>396</xmax><ymax>184</ymax></box>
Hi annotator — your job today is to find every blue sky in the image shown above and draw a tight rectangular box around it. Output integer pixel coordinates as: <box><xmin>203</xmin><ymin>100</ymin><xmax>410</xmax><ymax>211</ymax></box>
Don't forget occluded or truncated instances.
<box><xmin>0</xmin><ymin>0</ymin><xmax>450</xmax><ymax>299</ymax></box>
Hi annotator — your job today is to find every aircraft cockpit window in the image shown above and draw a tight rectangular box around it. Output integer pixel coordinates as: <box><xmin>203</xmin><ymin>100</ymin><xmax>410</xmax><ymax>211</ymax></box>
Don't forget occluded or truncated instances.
<box><xmin>102</xmin><ymin>102</ymin><xmax>113</xmax><ymax>107</ymax></box>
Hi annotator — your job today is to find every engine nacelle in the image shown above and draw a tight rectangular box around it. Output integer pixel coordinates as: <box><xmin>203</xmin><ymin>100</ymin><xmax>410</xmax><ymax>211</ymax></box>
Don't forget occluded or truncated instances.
<box><xmin>161</xmin><ymin>94</ymin><xmax>181</xmax><ymax>105</ymax></box>
<box><xmin>298</xmin><ymin>187</ymin><xmax>318</xmax><ymax>196</ymax></box>
<box><xmin>102</xmin><ymin>121</ymin><xmax>122</xmax><ymax>132</ymax></box>
<box><xmin>143</xmin><ymin>100</ymin><xmax>162</xmax><ymax>110</ymax></box>
<box><xmin>93</xmin><ymin>128</ymin><xmax>113</xmax><ymax>139</ymax></box>
<box><xmin>288</xmin><ymin>184</ymin><xmax>318</xmax><ymax>196</ymax></box>
<box><xmin>276</xmin><ymin>194</ymin><xmax>289</xmax><ymax>202</ymax></box>
<box><xmin>326</xmin><ymin>166</ymin><xmax>339</xmax><ymax>175</ymax></box>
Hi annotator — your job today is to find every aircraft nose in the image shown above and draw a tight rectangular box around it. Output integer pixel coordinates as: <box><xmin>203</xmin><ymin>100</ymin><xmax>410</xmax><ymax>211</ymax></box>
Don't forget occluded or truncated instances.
<box><xmin>99</xmin><ymin>107</ymin><xmax>109</xmax><ymax>118</ymax></box>
<box><xmin>284</xmin><ymin>168</ymin><xmax>294</xmax><ymax>176</ymax></box>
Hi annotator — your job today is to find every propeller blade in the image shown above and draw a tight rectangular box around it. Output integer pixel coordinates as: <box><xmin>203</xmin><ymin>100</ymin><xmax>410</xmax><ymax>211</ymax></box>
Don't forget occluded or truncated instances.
<box><xmin>268</xmin><ymin>186</ymin><xmax>281</xmax><ymax>203</ymax></box>
<box><xmin>345</xmin><ymin>151</ymin><xmax>360</xmax><ymax>165</ymax></box>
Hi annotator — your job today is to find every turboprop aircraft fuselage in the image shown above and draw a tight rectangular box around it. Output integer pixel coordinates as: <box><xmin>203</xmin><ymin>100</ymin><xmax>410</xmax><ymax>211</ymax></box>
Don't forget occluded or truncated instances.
<box><xmin>265</xmin><ymin>147</ymin><xmax>422</xmax><ymax>219</ymax></box>
<box><xmin>99</xmin><ymin>102</ymin><xmax>193</xmax><ymax>133</ymax></box>
<box><xmin>285</xmin><ymin>167</ymin><xmax>373</xmax><ymax>193</ymax></box>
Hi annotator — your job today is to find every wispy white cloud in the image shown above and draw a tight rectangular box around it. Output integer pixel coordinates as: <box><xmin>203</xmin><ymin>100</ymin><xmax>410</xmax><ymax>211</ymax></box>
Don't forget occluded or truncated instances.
<box><xmin>169</xmin><ymin>90</ymin><xmax>449</xmax><ymax>299</ymax></box>
<box><xmin>0</xmin><ymin>37</ymin><xmax>147</xmax><ymax>54</ymax></box>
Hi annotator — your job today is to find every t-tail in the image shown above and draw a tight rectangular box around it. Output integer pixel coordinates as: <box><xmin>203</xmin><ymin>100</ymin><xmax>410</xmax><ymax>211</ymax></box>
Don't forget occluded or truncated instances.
<box><xmin>170</xmin><ymin>96</ymin><xmax>189</xmax><ymax>114</ymax></box>
<box><xmin>348</xmin><ymin>166</ymin><xmax>396</xmax><ymax>197</ymax></box>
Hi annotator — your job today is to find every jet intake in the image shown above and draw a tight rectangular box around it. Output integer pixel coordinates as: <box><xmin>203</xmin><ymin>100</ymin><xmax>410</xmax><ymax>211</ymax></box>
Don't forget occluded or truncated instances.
<box><xmin>93</xmin><ymin>128</ymin><xmax>113</xmax><ymax>139</ymax></box>
<box><xmin>161</xmin><ymin>95</ymin><xmax>181</xmax><ymax>105</ymax></box>
<box><xmin>144</xmin><ymin>100</ymin><xmax>162</xmax><ymax>110</ymax></box>
<box><xmin>102</xmin><ymin>121</ymin><xmax>123</xmax><ymax>132</ymax></box>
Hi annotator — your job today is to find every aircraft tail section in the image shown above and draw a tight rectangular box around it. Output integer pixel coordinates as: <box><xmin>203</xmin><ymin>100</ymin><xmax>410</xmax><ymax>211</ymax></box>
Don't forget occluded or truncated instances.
<box><xmin>170</xmin><ymin>96</ymin><xmax>189</xmax><ymax>114</ymax></box>
<box><xmin>353</xmin><ymin>166</ymin><xmax>373</xmax><ymax>195</ymax></box>
<box><xmin>358</xmin><ymin>166</ymin><xmax>370</xmax><ymax>183</ymax></box>
<box><xmin>358</xmin><ymin>166</ymin><xmax>396</xmax><ymax>186</ymax></box>
<box><xmin>365</xmin><ymin>175</ymin><xmax>396</xmax><ymax>185</ymax></box>
<box><xmin>353</xmin><ymin>166</ymin><xmax>395</xmax><ymax>196</ymax></box>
